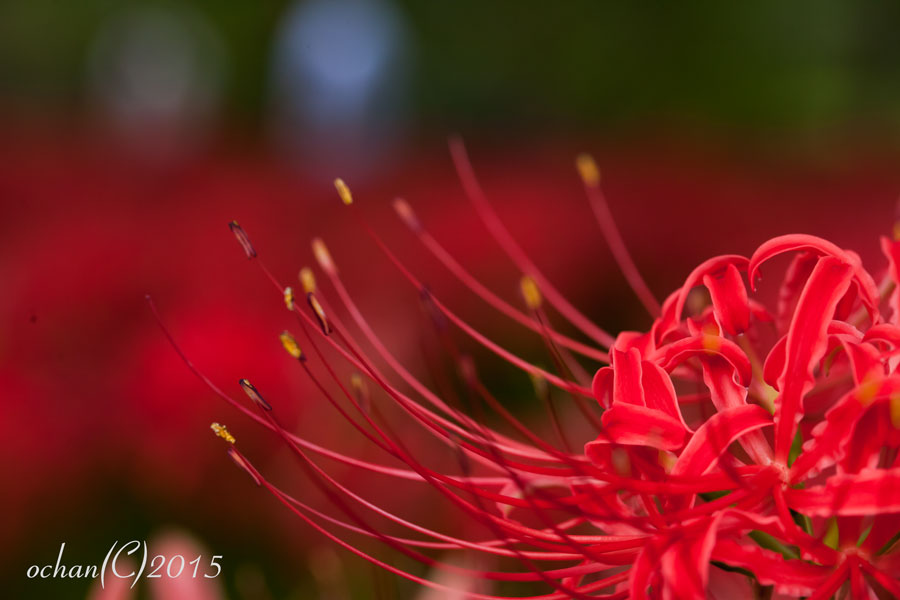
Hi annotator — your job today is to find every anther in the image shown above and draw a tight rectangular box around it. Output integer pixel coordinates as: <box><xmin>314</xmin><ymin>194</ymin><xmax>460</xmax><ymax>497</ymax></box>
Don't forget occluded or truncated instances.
<box><xmin>239</xmin><ymin>378</ymin><xmax>272</xmax><ymax>411</ymax></box>
<box><xmin>392</xmin><ymin>198</ymin><xmax>422</xmax><ymax>233</ymax></box>
<box><xmin>575</xmin><ymin>154</ymin><xmax>601</xmax><ymax>187</ymax></box>
<box><xmin>229</xmin><ymin>221</ymin><xmax>257</xmax><ymax>259</ymax></box>
<box><xmin>299</xmin><ymin>267</ymin><xmax>316</xmax><ymax>294</ymax></box>
<box><xmin>519</xmin><ymin>275</ymin><xmax>542</xmax><ymax>310</ymax></box>
<box><xmin>350</xmin><ymin>372</ymin><xmax>371</xmax><ymax>414</ymax></box>
<box><xmin>529</xmin><ymin>372</ymin><xmax>548</xmax><ymax>399</ymax></box>
<box><xmin>307</xmin><ymin>292</ymin><xmax>332</xmax><ymax>335</ymax></box>
<box><xmin>279</xmin><ymin>330</ymin><xmax>306</xmax><ymax>361</ymax></box>
<box><xmin>312</xmin><ymin>238</ymin><xmax>336</xmax><ymax>275</ymax></box>
<box><xmin>284</xmin><ymin>286</ymin><xmax>295</xmax><ymax>311</ymax></box>
<box><xmin>211</xmin><ymin>422</ymin><xmax>236</xmax><ymax>444</ymax></box>
<box><xmin>334</xmin><ymin>178</ymin><xmax>353</xmax><ymax>205</ymax></box>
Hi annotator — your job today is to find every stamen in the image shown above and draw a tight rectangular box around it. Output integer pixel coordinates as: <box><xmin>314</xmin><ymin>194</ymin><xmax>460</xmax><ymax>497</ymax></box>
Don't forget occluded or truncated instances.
<box><xmin>302</xmin><ymin>244</ymin><xmax>566</xmax><ymax>463</ymax></box>
<box><xmin>576</xmin><ymin>152</ymin><xmax>661</xmax><ymax>317</ymax></box>
<box><xmin>151</xmin><ymin>295</ymin><xmax>515</xmax><ymax>485</ymax></box>
<box><xmin>284</xmin><ymin>286</ymin><xmax>295</xmax><ymax>311</ymax></box>
<box><xmin>338</xmin><ymin>202</ymin><xmax>594</xmax><ymax>398</ymax></box>
<box><xmin>239</xmin><ymin>378</ymin><xmax>272</xmax><ymax>411</ymax></box>
<box><xmin>228</xmin><ymin>220</ymin><xmax>257</xmax><ymax>259</ymax></box>
<box><xmin>448</xmin><ymin>136</ymin><xmax>616</xmax><ymax>348</ymax></box>
<box><xmin>211</xmin><ymin>422</ymin><xmax>235</xmax><ymax>444</ymax></box>
<box><xmin>308</xmin><ymin>292</ymin><xmax>332</xmax><ymax>335</ymax></box>
<box><xmin>520</xmin><ymin>275</ymin><xmax>542</xmax><ymax>311</ymax></box>
<box><xmin>299</xmin><ymin>267</ymin><xmax>316</xmax><ymax>294</ymax></box>
<box><xmin>279</xmin><ymin>330</ymin><xmax>306</xmax><ymax>361</ymax></box>
<box><xmin>393</xmin><ymin>198</ymin><xmax>423</xmax><ymax>233</ymax></box>
<box><xmin>312</xmin><ymin>238</ymin><xmax>337</xmax><ymax>275</ymax></box>
<box><xmin>334</xmin><ymin>178</ymin><xmax>353</xmax><ymax>205</ymax></box>
<box><xmin>575</xmin><ymin>154</ymin><xmax>601</xmax><ymax>187</ymax></box>
<box><xmin>392</xmin><ymin>198</ymin><xmax>608</xmax><ymax>363</ymax></box>
<box><xmin>350</xmin><ymin>372</ymin><xmax>371</xmax><ymax>414</ymax></box>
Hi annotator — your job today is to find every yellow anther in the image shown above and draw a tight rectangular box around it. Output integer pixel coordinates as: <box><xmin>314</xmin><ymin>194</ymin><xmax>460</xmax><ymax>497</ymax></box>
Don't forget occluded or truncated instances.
<box><xmin>658</xmin><ymin>450</ymin><xmax>677</xmax><ymax>472</ymax></box>
<box><xmin>334</xmin><ymin>178</ymin><xmax>353</xmax><ymax>205</ymax></box>
<box><xmin>312</xmin><ymin>238</ymin><xmax>336</xmax><ymax>274</ymax></box>
<box><xmin>894</xmin><ymin>220</ymin><xmax>900</xmax><ymax>242</ymax></box>
<box><xmin>211</xmin><ymin>422</ymin><xmax>235</xmax><ymax>444</ymax></box>
<box><xmin>575</xmin><ymin>153</ymin><xmax>601</xmax><ymax>187</ymax></box>
<box><xmin>701</xmin><ymin>322</ymin><xmax>720</xmax><ymax>337</ymax></box>
<box><xmin>701</xmin><ymin>333</ymin><xmax>722</xmax><ymax>353</ymax></box>
<box><xmin>299</xmin><ymin>267</ymin><xmax>316</xmax><ymax>294</ymax></box>
<box><xmin>529</xmin><ymin>372</ymin><xmax>548</xmax><ymax>399</ymax></box>
<box><xmin>239</xmin><ymin>378</ymin><xmax>271</xmax><ymax>411</ymax></box>
<box><xmin>392</xmin><ymin>198</ymin><xmax>422</xmax><ymax>232</ymax></box>
<box><xmin>308</xmin><ymin>292</ymin><xmax>332</xmax><ymax>335</ymax></box>
<box><xmin>856</xmin><ymin>377</ymin><xmax>880</xmax><ymax>407</ymax></box>
<box><xmin>284</xmin><ymin>286</ymin><xmax>295</xmax><ymax>311</ymax></box>
<box><xmin>279</xmin><ymin>330</ymin><xmax>304</xmax><ymax>360</ymax></box>
<box><xmin>349</xmin><ymin>372</ymin><xmax>370</xmax><ymax>413</ymax></box>
<box><xmin>350</xmin><ymin>373</ymin><xmax>367</xmax><ymax>398</ymax></box>
<box><xmin>520</xmin><ymin>275</ymin><xmax>542</xmax><ymax>310</ymax></box>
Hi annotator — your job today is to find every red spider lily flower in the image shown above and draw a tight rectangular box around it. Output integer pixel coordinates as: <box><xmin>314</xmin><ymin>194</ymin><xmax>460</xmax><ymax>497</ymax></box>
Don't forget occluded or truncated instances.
<box><xmin>155</xmin><ymin>139</ymin><xmax>900</xmax><ymax>599</ymax></box>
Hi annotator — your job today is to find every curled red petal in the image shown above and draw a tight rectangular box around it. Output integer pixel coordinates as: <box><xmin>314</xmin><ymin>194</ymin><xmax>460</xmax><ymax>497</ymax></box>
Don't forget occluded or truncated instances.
<box><xmin>701</xmin><ymin>357</ymin><xmax>773</xmax><ymax>465</ymax></box>
<box><xmin>748</xmin><ymin>234</ymin><xmax>879</xmax><ymax>321</ymax></box>
<box><xmin>656</xmin><ymin>255</ymin><xmax>749</xmax><ymax>342</ymax></box>
<box><xmin>763</xmin><ymin>335</ymin><xmax>787</xmax><ymax>390</ymax></box>
<box><xmin>773</xmin><ymin>256</ymin><xmax>854</xmax><ymax>463</ymax></box>
<box><xmin>776</xmin><ymin>252</ymin><xmax>818</xmax><ymax>333</ymax></box>
<box><xmin>628</xmin><ymin>538</ymin><xmax>663</xmax><ymax>600</ymax></box>
<box><xmin>703</xmin><ymin>263</ymin><xmax>750</xmax><ymax>336</ymax></box>
<box><xmin>612</xmin><ymin>347</ymin><xmax>645</xmax><ymax>406</ymax></box>
<box><xmin>591</xmin><ymin>366</ymin><xmax>614</xmax><ymax>409</ymax></box>
<box><xmin>600</xmin><ymin>403</ymin><xmax>688</xmax><ymax>451</ymax></box>
<box><xmin>657</xmin><ymin>334</ymin><xmax>752</xmax><ymax>387</ymax></box>
<box><xmin>672</xmin><ymin>405</ymin><xmax>772</xmax><ymax>477</ymax></box>
<box><xmin>613</xmin><ymin>330</ymin><xmax>655</xmax><ymax>355</ymax></box>
<box><xmin>788</xmin><ymin>379</ymin><xmax>900</xmax><ymax>481</ymax></box>
<box><xmin>882</xmin><ymin>235</ymin><xmax>900</xmax><ymax>324</ymax></box>
<box><xmin>659</xmin><ymin>515</ymin><xmax>722</xmax><ymax>600</ymax></box>
<box><xmin>864</xmin><ymin>323</ymin><xmax>900</xmax><ymax>348</ymax></box>
<box><xmin>840</xmin><ymin>402</ymin><xmax>895</xmax><ymax>474</ymax></box>
<box><xmin>640</xmin><ymin>359</ymin><xmax>688</xmax><ymax>428</ymax></box>
<box><xmin>841</xmin><ymin>339</ymin><xmax>884</xmax><ymax>386</ymax></box>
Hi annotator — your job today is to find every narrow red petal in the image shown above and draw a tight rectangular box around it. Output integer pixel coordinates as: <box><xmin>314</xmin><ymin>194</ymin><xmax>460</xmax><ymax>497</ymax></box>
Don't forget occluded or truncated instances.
<box><xmin>774</xmin><ymin>256</ymin><xmax>854</xmax><ymax>463</ymax></box>
<box><xmin>703</xmin><ymin>263</ymin><xmax>751</xmax><ymax>336</ymax></box>
<box><xmin>786</xmin><ymin>468</ymin><xmax>900</xmax><ymax>516</ymax></box>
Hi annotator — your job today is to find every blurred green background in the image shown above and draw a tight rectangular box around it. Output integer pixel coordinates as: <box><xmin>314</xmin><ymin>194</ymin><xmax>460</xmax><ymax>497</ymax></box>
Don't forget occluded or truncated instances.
<box><xmin>4</xmin><ymin>0</ymin><xmax>900</xmax><ymax>140</ymax></box>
